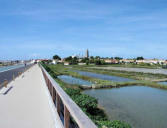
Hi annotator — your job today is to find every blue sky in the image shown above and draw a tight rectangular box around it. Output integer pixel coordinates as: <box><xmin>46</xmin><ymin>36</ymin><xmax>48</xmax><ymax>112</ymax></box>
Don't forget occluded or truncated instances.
<box><xmin>0</xmin><ymin>0</ymin><xmax>167</xmax><ymax>60</ymax></box>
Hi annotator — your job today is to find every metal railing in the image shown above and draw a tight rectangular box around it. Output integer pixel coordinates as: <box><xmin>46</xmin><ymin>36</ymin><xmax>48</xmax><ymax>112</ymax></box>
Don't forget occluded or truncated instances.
<box><xmin>40</xmin><ymin>65</ymin><xmax>97</xmax><ymax>128</ymax></box>
<box><xmin>0</xmin><ymin>64</ymin><xmax>34</xmax><ymax>89</ymax></box>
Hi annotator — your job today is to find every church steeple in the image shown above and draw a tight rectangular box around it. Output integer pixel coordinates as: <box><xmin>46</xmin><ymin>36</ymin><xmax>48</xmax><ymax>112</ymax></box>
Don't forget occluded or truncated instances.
<box><xmin>86</xmin><ymin>49</ymin><xmax>89</xmax><ymax>58</ymax></box>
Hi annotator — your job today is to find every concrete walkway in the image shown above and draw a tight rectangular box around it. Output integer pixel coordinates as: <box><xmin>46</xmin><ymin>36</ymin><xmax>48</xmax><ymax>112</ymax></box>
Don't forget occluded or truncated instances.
<box><xmin>0</xmin><ymin>65</ymin><xmax>63</xmax><ymax>128</ymax></box>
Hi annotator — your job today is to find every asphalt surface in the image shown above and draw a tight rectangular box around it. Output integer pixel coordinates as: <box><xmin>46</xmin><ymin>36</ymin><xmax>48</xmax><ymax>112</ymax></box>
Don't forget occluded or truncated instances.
<box><xmin>0</xmin><ymin>64</ymin><xmax>34</xmax><ymax>88</ymax></box>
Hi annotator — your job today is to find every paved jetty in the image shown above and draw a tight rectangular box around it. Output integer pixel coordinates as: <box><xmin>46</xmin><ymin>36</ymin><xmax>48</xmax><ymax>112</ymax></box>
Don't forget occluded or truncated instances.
<box><xmin>0</xmin><ymin>65</ymin><xmax>63</xmax><ymax>128</ymax></box>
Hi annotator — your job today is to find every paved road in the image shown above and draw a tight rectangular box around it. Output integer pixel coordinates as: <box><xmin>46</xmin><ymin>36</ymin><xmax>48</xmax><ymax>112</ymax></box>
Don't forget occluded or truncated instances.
<box><xmin>91</xmin><ymin>66</ymin><xmax>167</xmax><ymax>75</ymax></box>
<box><xmin>0</xmin><ymin>64</ymin><xmax>24</xmax><ymax>73</ymax></box>
<box><xmin>0</xmin><ymin>64</ymin><xmax>33</xmax><ymax>88</ymax></box>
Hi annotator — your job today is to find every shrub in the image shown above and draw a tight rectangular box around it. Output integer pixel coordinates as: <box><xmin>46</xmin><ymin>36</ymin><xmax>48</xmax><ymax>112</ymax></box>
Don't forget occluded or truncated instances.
<box><xmin>97</xmin><ymin>120</ymin><xmax>131</xmax><ymax>128</ymax></box>
<box><xmin>73</xmin><ymin>94</ymin><xmax>97</xmax><ymax>112</ymax></box>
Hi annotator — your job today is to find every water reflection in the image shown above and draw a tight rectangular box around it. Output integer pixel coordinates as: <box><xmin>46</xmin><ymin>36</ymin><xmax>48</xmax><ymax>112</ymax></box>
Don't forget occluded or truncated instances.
<box><xmin>58</xmin><ymin>75</ymin><xmax>92</xmax><ymax>86</ymax></box>
<box><xmin>74</xmin><ymin>70</ymin><xmax>134</xmax><ymax>82</ymax></box>
<box><xmin>158</xmin><ymin>81</ymin><xmax>167</xmax><ymax>85</ymax></box>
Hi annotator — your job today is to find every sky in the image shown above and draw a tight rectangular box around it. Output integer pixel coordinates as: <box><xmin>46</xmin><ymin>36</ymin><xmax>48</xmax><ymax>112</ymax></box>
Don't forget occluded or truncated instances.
<box><xmin>0</xmin><ymin>0</ymin><xmax>167</xmax><ymax>60</ymax></box>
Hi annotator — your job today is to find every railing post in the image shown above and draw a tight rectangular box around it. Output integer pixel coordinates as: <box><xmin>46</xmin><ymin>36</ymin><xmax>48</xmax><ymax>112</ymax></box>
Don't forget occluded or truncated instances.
<box><xmin>51</xmin><ymin>85</ymin><xmax>54</xmax><ymax>99</ymax></box>
<box><xmin>47</xmin><ymin>80</ymin><xmax>50</xmax><ymax>91</ymax></box>
<box><xmin>64</xmin><ymin>106</ymin><xmax>70</xmax><ymax>128</ymax></box>
<box><xmin>4</xmin><ymin>80</ymin><xmax>8</xmax><ymax>88</ymax></box>
<box><xmin>56</xmin><ymin>93</ymin><xmax>60</xmax><ymax>115</ymax></box>
<box><xmin>13</xmin><ymin>74</ymin><xmax>15</xmax><ymax>80</ymax></box>
<box><xmin>53</xmin><ymin>88</ymin><xmax>56</xmax><ymax>105</ymax></box>
<box><xmin>47</xmin><ymin>79</ymin><xmax>49</xmax><ymax>89</ymax></box>
<box><xmin>49</xmin><ymin>81</ymin><xmax>51</xmax><ymax>93</ymax></box>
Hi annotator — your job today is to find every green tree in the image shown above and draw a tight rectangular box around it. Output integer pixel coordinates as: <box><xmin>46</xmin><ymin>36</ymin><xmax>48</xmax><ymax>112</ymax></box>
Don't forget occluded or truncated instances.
<box><xmin>90</xmin><ymin>56</ymin><xmax>94</xmax><ymax>59</ymax></box>
<box><xmin>73</xmin><ymin>57</ymin><xmax>79</xmax><ymax>64</ymax></box>
<box><xmin>95</xmin><ymin>56</ymin><xmax>100</xmax><ymax>59</ymax></box>
<box><xmin>95</xmin><ymin>59</ymin><xmax>101</xmax><ymax>65</ymax></box>
<box><xmin>53</xmin><ymin>55</ymin><xmax>61</xmax><ymax>60</ymax></box>
<box><xmin>136</xmin><ymin>56</ymin><xmax>144</xmax><ymax>60</ymax></box>
<box><xmin>114</xmin><ymin>57</ymin><xmax>123</xmax><ymax>60</ymax></box>
<box><xmin>65</xmin><ymin>56</ymin><xmax>78</xmax><ymax>64</ymax></box>
<box><xmin>90</xmin><ymin>56</ymin><xmax>95</xmax><ymax>63</ymax></box>
<box><xmin>65</xmin><ymin>56</ymin><xmax>72</xmax><ymax>62</ymax></box>
<box><xmin>81</xmin><ymin>57</ymin><xmax>89</xmax><ymax>63</ymax></box>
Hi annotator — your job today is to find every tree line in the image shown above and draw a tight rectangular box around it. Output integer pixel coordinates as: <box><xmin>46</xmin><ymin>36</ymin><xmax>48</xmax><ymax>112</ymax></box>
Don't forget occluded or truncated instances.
<box><xmin>52</xmin><ymin>54</ymin><xmax>145</xmax><ymax>65</ymax></box>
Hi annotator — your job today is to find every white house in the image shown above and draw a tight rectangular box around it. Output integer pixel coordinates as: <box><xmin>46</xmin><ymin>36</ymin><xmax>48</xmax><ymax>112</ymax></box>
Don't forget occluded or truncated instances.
<box><xmin>135</xmin><ymin>59</ymin><xmax>166</xmax><ymax>65</ymax></box>
<box><xmin>78</xmin><ymin>63</ymin><xmax>86</xmax><ymax>65</ymax></box>
<box><xmin>120</xmin><ymin>59</ymin><xmax>135</xmax><ymax>63</ymax></box>
<box><xmin>158</xmin><ymin>60</ymin><xmax>166</xmax><ymax>65</ymax></box>
<box><xmin>52</xmin><ymin>60</ymin><xmax>58</xmax><ymax>64</ymax></box>
<box><xmin>30</xmin><ymin>60</ymin><xmax>35</xmax><ymax>64</ymax></box>
<box><xmin>64</xmin><ymin>62</ymin><xmax>70</xmax><ymax>65</ymax></box>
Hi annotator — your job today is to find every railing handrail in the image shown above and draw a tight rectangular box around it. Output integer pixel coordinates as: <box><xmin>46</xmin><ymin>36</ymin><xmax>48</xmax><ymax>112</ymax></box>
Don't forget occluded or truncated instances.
<box><xmin>40</xmin><ymin>65</ymin><xmax>97</xmax><ymax>128</ymax></box>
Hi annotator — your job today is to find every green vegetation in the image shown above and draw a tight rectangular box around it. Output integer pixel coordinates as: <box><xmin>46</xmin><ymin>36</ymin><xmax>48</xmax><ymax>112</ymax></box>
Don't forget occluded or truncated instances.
<box><xmin>46</xmin><ymin>64</ymin><xmax>116</xmax><ymax>87</ymax></box>
<box><xmin>136</xmin><ymin>56</ymin><xmax>144</xmax><ymax>60</ymax></box>
<box><xmin>72</xmin><ymin>65</ymin><xmax>167</xmax><ymax>81</ymax></box>
<box><xmin>93</xmin><ymin>80</ymin><xmax>167</xmax><ymax>90</ymax></box>
<box><xmin>80</xmin><ymin>57</ymin><xmax>89</xmax><ymax>65</ymax></box>
<box><xmin>53</xmin><ymin>54</ymin><xmax>61</xmax><ymax>60</ymax></box>
<box><xmin>58</xmin><ymin>79</ymin><xmax>131</xmax><ymax>128</ymax></box>
<box><xmin>51</xmin><ymin>54</ymin><xmax>165</xmax><ymax>69</ymax></box>
<box><xmin>64</xmin><ymin>56</ymin><xmax>79</xmax><ymax>64</ymax></box>
<box><xmin>0</xmin><ymin>63</ymin><xmax>3</xmax><ymax>66</ymax></box>
<box><xmin>114</xmin><ymin>57</ymin><xmax>123</xmax><ymax>60</ymax></box>
<box><xmin>42</xmin><ymin>63</ymin><xmax>167</xmax><ymax>128</ymax></box>
<box><xmin>45</xmin><ymin>64</ymin><xmax>167</xmax><ymax>90</ymax></box>
<box><xmin>71</xmin><ymin>65</ymin><xmax>167</xmax><ymax>90</ymax></box>
<box><xmin>42</xmin><ymin>63</ymin><xmax>131</xmax><ymax>128</ymax></box>
<box><xmin>89</xmin><ymin>56</ymin><xmax>106</xmax><ymax>65</ymax></box>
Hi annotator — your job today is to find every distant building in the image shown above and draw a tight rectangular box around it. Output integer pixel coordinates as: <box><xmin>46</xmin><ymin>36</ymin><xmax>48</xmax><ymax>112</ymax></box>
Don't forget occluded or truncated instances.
<box><xmin>78</xmin><ymin>63</ymin><xmax>86</xmax><ymax>65</ymax></box>
<box><xmin>30</xmin><ymin>60</ymin><xmax>35</xmax><ymax>64</ymax></box>
<box><xmin>103</xmin><ymin>59</ymin><xmax>112</xmax><ymax>64</ymax></box>
<box><xmin>52</xmin><ymin>60</ymin><xmax>58</xmax><ymax>64</ymax></box>
<box><xmin>165</xmin><ymin>60</ymin><xmax>167</xmax><ymax>65</ymax></box>
<box><xmin>135</xmin><ymin>59</ymin><xmax>166</xmax><ymax>65</ymax></box>
<box><xmin>85</xmin><ymin>49</ymin><xmax>89</xmax><ymax>58</ymax></box>
<box><xmin>103</xmin><ymin>59</ymin><xmax>119</xmax><ymax>64</ymax></box>
<box><xmin>52</xmin><ymin>59</ymin><xmax>64</xmax><ymax>64</ymax></box>
<box><xmin>64</xmin><ymin>62</ymin><xmax>70</xmax><ymax>65</ymax></box>
<box><xmin>120</xmin><ymin>59</ymin><xmax>135</xmax><ymax>64</ymax></box>
<box><xmin>158</xmin><ymin>60</ymin><xmax>166</xmax><ymax>65</ymax></box>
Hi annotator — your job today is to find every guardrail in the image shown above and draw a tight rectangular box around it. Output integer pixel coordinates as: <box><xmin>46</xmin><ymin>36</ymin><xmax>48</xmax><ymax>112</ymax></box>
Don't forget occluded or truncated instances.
<box><xmin>0</xmin><ymin>64</ymin><xmax>34</xmax><ymax>89</ymax></box>
<box><xmin>40</xmin><ymin>65</ymin><xmax>97</xmax><ymax>128</ymax></box>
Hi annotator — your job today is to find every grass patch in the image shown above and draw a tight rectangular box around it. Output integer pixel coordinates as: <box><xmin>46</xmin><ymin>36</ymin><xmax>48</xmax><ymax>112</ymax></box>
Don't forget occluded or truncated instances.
<box><xmin>93</xmin><ymin>80</ymin><xmax>167</xmax><ymax>90</ymax></box>
<box><xmin>72</xmin><ymin>65</ymin><xmax>167</xmax><ymax>81</ymax></box>
<box><xmin>45</xmin><ymin>64</ymin><xmax>167</xmax><ymax>90</ymax></box>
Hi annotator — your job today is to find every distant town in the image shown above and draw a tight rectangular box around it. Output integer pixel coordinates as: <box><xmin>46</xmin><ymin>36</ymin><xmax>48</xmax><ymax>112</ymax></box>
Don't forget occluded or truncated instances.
<box><xmin>41</xmin><ymin>50</ymin><xmax>167</xmax><ymax>69</ymax></box>
<box><xmin>1</xmin><ymin>49</ymin><xmax>167</xmax><ymax>68</ymax></box>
